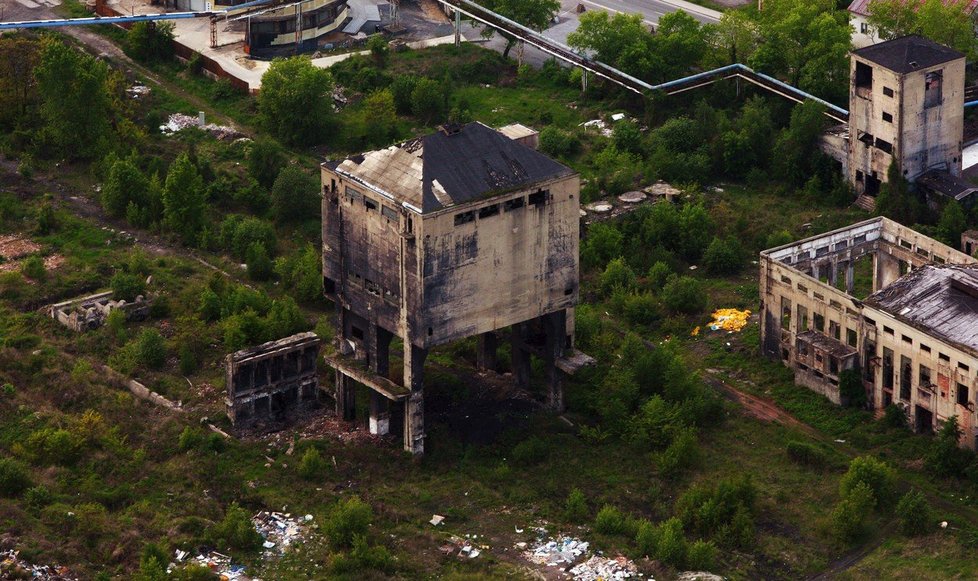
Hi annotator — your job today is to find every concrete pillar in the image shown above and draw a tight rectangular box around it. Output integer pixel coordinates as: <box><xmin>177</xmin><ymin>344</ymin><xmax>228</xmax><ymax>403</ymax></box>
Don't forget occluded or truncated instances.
<box><xmin>846</xmin><ymin>261</ymin><xmax>855</xmax><ymax>295</ymax></box>
<box><xmin>403</xmin><ymin>343</ymin><xmax>427</xmax><ymax>455</ymax></box>
<box><xmin>511</xmin><ymin>322</ymin><xmax>531</xmax><ymax>389</ymax></box>
<box><xmin>543</xmin><ymin>310</ymin><xmax>567</xmax><ymax>413</ymax></box>
<box><xmin>369</xmin><ymin>391</ymin><xmax>390</xmax><ymax>435</ymax></box>
<box><xmin>454</xmin><ymin>8</ymin><xmax>461</xmax><ymax>47</ymax></box>
<box><xmin>828</xmin><ymin>259</ymin><xmax>838</xmax><ymax>287</ymax></box>
<box><xmin>874</xmin><ymin>252</ymin><xmax>901</xmax><ymax>291</ymax></box>
<box><xmin>476</xmin><ymin>332</ymin><xmax>498</xmax><ymax>372</ymax></box>
<box><xmin>335</xmin><ymin>371</ymin><xmax>355</xmax><ymax>421</ymax></box>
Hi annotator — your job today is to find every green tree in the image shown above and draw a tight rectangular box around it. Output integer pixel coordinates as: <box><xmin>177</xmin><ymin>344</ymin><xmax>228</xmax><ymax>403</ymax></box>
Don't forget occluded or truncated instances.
<box><xmin>135</xmin><ymin>328</ymin><xmax>166</xmax><ymax>370</ymax></box>
<box><xmin>937</xmin><ymin>200</ymin><xmax>966</xmax><ymax>248</ymax></box>
<box><xmin>840</xmin><ymin>456</ymin><xmax>896</xmax><ymax>510</ymax></box>
<box><xmin>925</xmin><ymin>416</ymin><xmax>972</xmax><ymax>478</ymax></box>
<box><xmin>362</xmin><ymin>89</ymin><xmax>398</xmax><ymax>145</ymax></box>
<box><xmin>271</xmin><ymin>165</ymin><xmax>320</xmax><ymax>224</ymax></box>
<box><xmin>0</xmin><ymin>37</ymin><xmax>41</xmax><ymax>130</ymax></box>
<box><xmin>703</xmin><ymin>236</ymin><xmax>744</xmax><ymax>275</ymax></box>
<box><xmin>875</xmin><ymin>161</ymin><xmax>923</xmax><ymax>225</ymax></box>
<box><xmin>772</xmin><ymin>101</ymin><xmax>828</xmax><ymax>186</ymax></box>
<box><xmin>208</xmin><ymin>502</ymin><xmax>262</xmax><ymax>552</ymax></box>
<box><xmin>298</xmin><ymin>446</ymin><xmax>327</xmax><ymax>480</ymax></box>
<box><xmin>662</xmin><ymin>276</ymin><xmax>707</xmax><ymax>315</ymax></box>
<box><xmin>868</xmin><ymin>0</ymin><xmax>977</xmax><ymax>58</ymax></box>
<box><xmin>258</xmin><ymin>57</ymin><xmax>334</xmax><ymax>145</ymax></box>
<box><xmin>275</xmin><ymin>245</ymin><xmax>324</xmax><ymax>302</ymax></box>
<box><xmin>647</xmin><ymin>261</ymin><xmax>672</xmax><ymax>291</ymax></box>
<box><xmin>126</xmin><ymin>21</ymin><xmax>175</xmax><ymax>63</ymax></box>
<box><xmin>600</xmin><ymin>257</ymin><xmax>637</xmax><ymax>296</ymax></box>
<box><xmin>0</xmin><ymin>458</ymin><xmax>32</xmax><ymax>497</ymax></box>
<box><xmin>390</xmin><ymin>75</ymin><xmax>417</xmax><ymax>115</ymax></box>
<box><xmin>895</xmin><ymin>489</ymin><xmax>932</xmax><ymax>537</ymax></box>
<box><xmin>367</xmin><ymin>34</ymin><xmax>389</xmax><ymax>66</ymax></box>
<box><xmin>246</xmin><ymin>242</ymin><xmax>273</xmax><ymax>282</ymax></box>
<box><xmin>163</xmin><ymin>153</ymin><xmax>206</xmax><ymax>246</ymax></box>
<box><xmin>832</xmin><ymin>481</ymin><xmax>875</xmax><ymax>543</ymax></box>
<box><xmin>325</xmin><ymin>496</ymin><xmax>373</xmax><ymax>549</ymax></box>
<box><xmin>102</xmin><ymin>159</ymin><xmax>149</xmax><ymax>218</ymax></box>
<box><xmin>477</xmin><ymin>0</ymin><xmax>560</xmax><ymax>58</ymax></box>
<box><xmin>565</xmin><ymin>488</ymin><xmax>588</xmax><ymax>523</ymax></box>
<box><xmin>34</xmin><ymin>36</ymin><xmax>114</xmax><ymax>160</ymax></box>
<box><xmin>246</xmin><ymin>139</ymin><xmax>286</xmax><ymax>188</ymax></box>
<box><xmin>839</xmin><ymin>368</ymin><xmax>866</xmax><ymax>408</ymax></box>
<box><xmin>111</xmin><ymin>272</ymin><xmax>147</xmax><ymax>302</ymax></box>
<box><xmin>411</xmin><ymin>78</ymin><xmax>446</xmax><ymax>124</ymax></box>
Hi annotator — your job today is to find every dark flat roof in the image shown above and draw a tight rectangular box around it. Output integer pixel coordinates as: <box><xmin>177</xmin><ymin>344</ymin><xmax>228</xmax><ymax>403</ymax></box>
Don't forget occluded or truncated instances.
<box><xmin>853</xmin><ymin>35</ymin><xmax>963</xmax><ymax>74</ymax></box>
<box><xmin>916</xmin><ymin>169</ymin><xmax>978</xmax><ymax>202</ymax></box>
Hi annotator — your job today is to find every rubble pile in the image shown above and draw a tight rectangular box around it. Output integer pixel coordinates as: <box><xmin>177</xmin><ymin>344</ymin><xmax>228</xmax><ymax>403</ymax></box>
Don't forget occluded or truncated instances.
<box><xmin>173</xmin><ymin>550</ymin><xmax>249</xmax><ymax>580</ymax></box>
<box><xmin>160</xmin><ymin>113</ymin><xmax>244</xmax><ymax>140</ymax></box>
<box><xmin>569</xmin><ymin>555</ymin><xmax>641</xmax><ymax>580</ymax></box>
<box><xmin>253</xmin><ymin>511</ymin><xmax>313</xmax><ymax>556</ymax></box>
<box><xmin>438</xmin><ymin>534</ymin><xmax>488</xmax><ymax>559</ymax></box>
<box><xmin>0</xmin><ymin>549</ymin><xmax>78</xmax><ymax>580</ymax></box>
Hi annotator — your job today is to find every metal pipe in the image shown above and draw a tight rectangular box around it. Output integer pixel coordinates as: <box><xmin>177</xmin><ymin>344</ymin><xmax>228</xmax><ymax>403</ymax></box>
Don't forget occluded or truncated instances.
<box><xmin>966</xmin><ymin>100</ymin><xmax>978</xmax><ymax>108</ymax></box>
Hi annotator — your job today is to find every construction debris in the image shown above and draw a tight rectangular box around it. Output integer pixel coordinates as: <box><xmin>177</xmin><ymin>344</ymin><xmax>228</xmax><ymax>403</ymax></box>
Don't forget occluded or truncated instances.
<box><xmin>708</xmin><ymin>309</ymin><xmax>751</xmax><ymax>332</ymax></box>
<box><xmin>160</xmin><ymin>113</ymin><xmax>244</xmax><ymax>141</ymax></box>
<box><xmin>0</xmin><ymin>549</ymin><xmax>78</xmax><ymax>580</ymax></box>
<box><xmin>524</xmin><ymin>534</ymin><xmax>589</xmax><ymax>567</ymax></box>
<box><xmin>173</xmin><ymin>550</ymin><xmax>249</xmax><ymax>580</ymax></box>
<box><xmin>430</xmin><ymin>514</ymin><xmax>445</xmax><ymax>526</ymax></box>
<box><xmin>570</xmin><ymin>555</ymin><xmax>640</xmax><ymax>580</ymax></box>
<box><xmin>440</xmin><ymin>534</ymin><xmax>488</xmax><ymax>559</ymax></box>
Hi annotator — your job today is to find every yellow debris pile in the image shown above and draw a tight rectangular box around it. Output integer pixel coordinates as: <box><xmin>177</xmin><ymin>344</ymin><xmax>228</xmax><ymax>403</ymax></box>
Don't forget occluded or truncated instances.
<box><xmin>708</xmin><ymin>309</ymin><xmax>751</xmax><ymax>332</ymax></box>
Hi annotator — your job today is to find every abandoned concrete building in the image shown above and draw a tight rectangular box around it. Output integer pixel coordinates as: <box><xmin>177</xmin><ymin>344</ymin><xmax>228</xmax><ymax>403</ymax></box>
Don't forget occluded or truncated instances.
<box><xmin>321</xmin><ymin>121</ymin><xmax>581</xmax><ymax>454</ymax></box>
<box><xmin>225</xmin><ymin>332</ymin><xmax>322</xmax><ymax>425</ymax></box>
<box><xmin>244</xmin><ymin>0</ymin><xmax>351</xmax><ymax>56</ymax></box>
<box><xmin>48</xmin><ymin>291</ymin><xmax>150</xmax><ymax>332</ymax></box>
<box><xmin>847</xmin><ymin>35</ymin><xmax>972</xmax><ymax>204</ymax></box>
<box><xmin>759</xmin><ymin>216</ymin><xmax>978</xmax><ymax>448</ymax></box>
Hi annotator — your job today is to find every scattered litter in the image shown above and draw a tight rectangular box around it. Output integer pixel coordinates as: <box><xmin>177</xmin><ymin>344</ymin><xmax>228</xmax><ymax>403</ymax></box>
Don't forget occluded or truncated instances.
<box><xmin>160</xmin><ymin>113</ymin><xmax>244</xmax><ymax>140</ymax></box>
<box><xmin>430</xmin><ymin>514</ymin><xmax>445</xmax><ymax>526</ymax></box>
<box><xmin>707</xmin><ymin>309</ymin><xmax>751</xmax><ymax>333</ymax></box>
<box><xmin>524</xmin><ymin>534</ymin><xmax>589</xmax><ymax>567</ymax></box>
<box><xmin>676</xmin><ymin>572</ymin><xmax>722</xmax><ymax>581</ymax></box>
<box><xmin>611</xmin><ymin>112</ymin><xmax>626</xmax><ymax>122</ymax></box>
<box><xmin>126</xmin><ymin>84</ymin><xmax>151</xmax><ymax>99</ymax></box>
<box><xmin>579</xmin><ymin>119</ymin><xmax>612</xmax><ymax>137</ymax></box>
<box><xmin>691</xmin><ymin>326</ymin><xmax>700</xmax><ymax>337</ymax></box>
<box><xmin>0</xmin><ymin>549</ymin><xmax>78</xmax><ymax>580</ymax></box>
<box><xmin>442</xmin><ymin>535</ymin><xmax>490</xmax><ymax>559</ymax></box>
<box><xmin>178</xmin><ymin>551</ymin><xmax>250</xmax><ymax>580</ymax></box>
<box><xmin>570</xmin><ymin>555</ymin><xmax>640</xmax><ymax>580</ymax></box>
<box><xmin>941</xmin><ymin>521</ymin><xmax>948</xmax><ymax>528</ymax></box>
<box><xmin>834</xmin><ymin>439</ymin><xmax>846</xmax><ymax>443</ymax></box>
<box><xmin>253</xmin><ymin>510</ymin><xmax>311</xmax><ymax>556</ymax></box>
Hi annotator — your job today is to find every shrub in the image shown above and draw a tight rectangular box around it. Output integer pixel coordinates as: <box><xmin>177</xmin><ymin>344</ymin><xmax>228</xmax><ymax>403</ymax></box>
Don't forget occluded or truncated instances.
<box><xmin>24</xmin><ymin>485</ymin><xmax>52</xmax><ymax>511</ymax></box>
<box><xmin>839</xmin><ymin>369</ymin><xmax>865</xmax><ymax>408</ymax></box>
<box><xmin>178</xmin><ymin>427</ymin><xmax>205</xmax><ymax>452</ymax></box>
<box><xmin>246</xmin><ymin>242</ymin><xmax>273</xmax><ymax>281</ymax></box>
<box><xmin>686</xmin><ymin>539</ymin><xmax>717</xmax><ymax>570</ymax></box>
<box><xmin>325</xmin><ymin>496</ymin><xmax>373</xmax><ymax>549</ymax></box>
<box><xmin>882</xmin><ymin>403</ymin><xmax>908</xmax><ymax>429</ymax></box>
<box><xmin>599</xmin><ymin>257</ymin><xmax>636</xmax><ymax>296</ymax></box>
<box><xmin>226</xmin><ymin>216</ymin><xmax>277</xmax><ymax>261</ymax></box>
<box><xmin>106</xmin><ymin>309</ymin><xmax>128</xmax><ymax>343</ymax></box>
<box><xmin>21</xmin><ymin>255</ymin><xmax>45</xmax><ymax>281</ymax></box>
<box><xmin>647</xmin><ymin>261</ymin><xmax>672</xmax><ymax>290</ymax></box>
<box><xmin>126</xmin><ymin>21</ymin><xmax>174</xmax><ymax>62</ymax></box>
<box><xmin>840</xmin><ymin>456</ymin><xmax>896</xmax><ymax>510</ymax></box>
<box><xmin>135</xmin><ymin>328</ymin><xmax>166</xmax><ymax>370</ymax></box>
<box><xmin>511</xmin><ymin>436</ymin><xmax>550</xmax><ymax>466</ymax></box>
<box><xmin>26</xmin><ymin>428</ymin><xmax>82</xmax><ymax>466</ymax></box>
<box><xmin>329</xmin><ymin>535</ymin><xmax>396</xmax><ymax>575</ymax></box>
<box><xmin>594</xmin><ymin>504</ymin><xmax>627</xmax><ymax>535</ymax></box>
<box><xmin>246</xmin><ymin>139</ymin><xmax>285</xmax><ymax>188</ymax></box>
<box><xmin>411</xmin><ymin>78</ymin><xmax>446</xmax><ymax>123</ymax></box>
<box><xmin>702</xmin><ymin>236</ymin><xmax>744</xmax><ymax>275</ymax></box>
<box><xmin>274</xmin><ymin>245</ymin><xmax>323</xmax><ymax>302</ymax></box>
<box><xmin>620</xmin><ymin>292</ymin><xmax>663</xmax><ymax>327</ymax></box>
<box><xmin>271</xmin><ymin>165</ymin><xmax>320</xmax><ymax>224</ymax></box>
<box><xmin>925</xmin><ymin>416</ymin><xmax>972</xmax><ymax>478</ymax></box>
<box><xmin>655</xmin><ymin>517</ymin><xmax>687</xmax><ymax>567</ymax></box>
<box><xmin>635</xmin><ymin>519</ymin><xmax>659</xmax><ymax>557</ymax></box>
<box><xmin>581</xmin><ymin>223</ymin><xmax>623</xmax><ymax>269</ymax></box>
<box><xmin>895</xmin><ymin>489</ymin><xmax>931</xmax><ymax>537</ymax></box>
<box><xmin>719</xmin><ymin>502</ymin><xmax>755</xmax><ymax>549</ymax></box>
<box><xmin>658</xmin><ymin>427</ymin><xmax>699</xmax><ymax>479</ymax></box>
<box><xmin>832</xmin><ymin>481</ymin><xmax>875</xmax><ymax>544</ymax></box>
<box><xmin>786</xmin><ymin>441</ymin><xmax>827</xmax><ymax>467</ymax></box>
<box><xmin>676</xmin><ymin>475</ymin><xmax>756</xmax><ymax>538</ymax></box>
<box><xmin>662</xmin><ymin>276</ymin><xmax>707</xmax><ymax>315</ymax></box>
<box><xmin>368</xmin><ymin>34</ymin><xmax>389</xmax><ymax>66</ymax></box>
<box><xmin>539</xmin><ymin>127</ymin><xmax>578</xmax><ymax>157</ymax></box>
<box><xmin>0</xmin><ymin>457</ymin><xmax>31</xmax><ymax>496</ymax></box>
<box><xmin>111</xmin><ymin>272</ymin><xmax>147</xmax><ymax>302</ymax></box>
<box><xmin>564</xmin><ymin>488</ymin><xmax>588</xmax><ymax>523</ymax></box>
<box><xmin>298</xmin><ymin>446</ymin><xmax>327</xmax><ymax>480</ymax></box>
<box><xmin>209</xmin><ymin>502</ymin><xmax>262</xmax><ymax>552</ymax></box>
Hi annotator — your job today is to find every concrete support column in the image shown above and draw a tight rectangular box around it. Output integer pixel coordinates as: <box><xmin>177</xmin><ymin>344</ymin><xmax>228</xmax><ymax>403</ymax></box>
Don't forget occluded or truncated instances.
<box><xmin>335</xmin><ymin>371</ymin><xmax>355</xmax><ymax>421</ymax></box>
<box><xmin>543</xmin><ymin>310</ymin><xmax>567</xmax><ymax>413</ymax></box>
<box><xmin>476</xmin><ymin>332</ymin><xmax>498</xmax><ymax>372</ymax></box>
<box><xmin>369</xmin><ymin>391</ymin><xmax>390</xmax><ymax>435</ymax></box>
<box><xmin>403</xmin><ymin>343</ymin><xmax>428</xmax><ymax>455</ymax></box>
<box><xmin>828</xmin><ymin>259</ymin><xmax>838</xmax><ymax>287</ymax></box>
<box><xmin>846</xmin><ymin>261</ymin><xmax>855</xmax><ymax>295</ymax></box>
<box><xmin>511</xmin><ymin>322</ymin><xmax>531</xmax><ymax>389</ymax></box>
<box><xmin>874</xmin><ymin>252</ymin><xmax>901</xmax><ymax>291</ymax></box>
<box><xmin>454</xmin><ymin>8</ymin><xmax>461</xmax><ymax>47</ymax></box>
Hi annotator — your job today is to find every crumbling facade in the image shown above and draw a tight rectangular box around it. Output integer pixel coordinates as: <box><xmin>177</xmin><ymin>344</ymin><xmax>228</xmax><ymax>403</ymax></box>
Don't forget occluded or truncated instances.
<box><xmin>48</xmin><ymin>291</ymin><xmax>150</xmax><ymax>332</ymax></box>
<box><xmin>848</xmin><ymin>36</ymin><xmax>966</xmax><ymax>197</ymax></box>
<box><xmin>245</xmin><ymin>0</ymin><xmax>350</xmax><ymax>56</ymax></box>
<box><xmin>760</xmin><ymin>217</ymin><xmax>978</xmax><ymax>448</ymax></box>
<box><xmin>225</xmin><ymin>332</ymin><xmax>321</xmax><ymax>425</ymax></box>
<box><xmin>321</xmin><ymin>121</ymin><xmax>581</xmax><ymax>454</ymax></box>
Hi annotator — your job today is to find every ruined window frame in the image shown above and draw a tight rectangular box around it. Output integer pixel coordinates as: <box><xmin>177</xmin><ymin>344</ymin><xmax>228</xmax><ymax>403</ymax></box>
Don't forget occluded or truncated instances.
<box><xmin>924</xmin><ymin>70</ymin><xmax>943</xmax><ymax>109</ymax></box>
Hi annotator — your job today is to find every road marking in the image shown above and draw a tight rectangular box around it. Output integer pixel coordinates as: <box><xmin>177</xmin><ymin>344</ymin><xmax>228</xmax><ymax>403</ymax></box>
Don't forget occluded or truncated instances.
<box><xmin>578</xmin><ymin>0</ymin><xmax>659</xmax><ymax>24</ymax></box>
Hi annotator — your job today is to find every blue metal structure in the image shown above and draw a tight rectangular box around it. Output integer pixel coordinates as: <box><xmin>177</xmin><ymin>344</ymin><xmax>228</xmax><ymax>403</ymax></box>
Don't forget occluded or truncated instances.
<box><xmin>0</xmin><ymin>0</ymin><xmax>273</xmax><ymax>31</ymax></box>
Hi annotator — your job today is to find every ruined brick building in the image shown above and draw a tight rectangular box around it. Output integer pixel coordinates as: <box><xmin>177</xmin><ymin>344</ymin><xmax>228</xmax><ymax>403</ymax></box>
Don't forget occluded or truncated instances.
<box><xmin>760</xmin><ymin>217</ymin><xmax>978</xmax><ymax>448</ymax></box>
<box><xmin>846</xmin><ymin>35</ymin><xmax>974</xmax><ymax>205</ymax></box>
<box><xmin>320</xmin><ymin>122</ymin><xmax>581</xmax><ymax>454</ymax></box>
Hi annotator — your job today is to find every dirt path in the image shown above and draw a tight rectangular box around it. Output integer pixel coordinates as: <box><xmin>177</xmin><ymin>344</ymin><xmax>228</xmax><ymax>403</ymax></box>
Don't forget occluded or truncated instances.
<box><xmin>703</xmin><ymin>371</ymin><xmax>823</xmax><ymax>440</ymax></box>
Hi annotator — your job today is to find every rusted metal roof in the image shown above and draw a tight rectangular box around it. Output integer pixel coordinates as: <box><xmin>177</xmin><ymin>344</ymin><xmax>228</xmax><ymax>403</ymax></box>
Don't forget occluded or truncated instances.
<box><xmin>865</xmin><ymin>265</ymin><xmax>978</xmax><ymax>353</ymax></box>
<box><xmin>330</xmin><ymin>122</ymin><xmax>572</xmax><ymax>214</ymax></box>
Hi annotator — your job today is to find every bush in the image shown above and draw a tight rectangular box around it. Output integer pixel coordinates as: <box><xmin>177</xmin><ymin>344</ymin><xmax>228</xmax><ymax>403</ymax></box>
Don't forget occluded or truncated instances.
<box><xmin>657</xmin><ymin>427</ymin><xmax>699</xmax><ymax>479</ymax></box>
<box><xmin>368</xmin><ymin>34</ymin><xmax>389</xmax><ymax>66</ymax></box>
<box><xmin>26</xmin><ymin>428</ymin><xmax>82</xmax><ymax>466</ymax></box>
<box><xmin>786</xmin><ymin>441</ymin><xmax>827</xmax><ymax>467</ymax></box>
<box><xmin>223</xmin><ymin>216</ymin><xmax>277</xmax><ymax>261</ymax></box>
<box><xmin>275</xmin><ymin>245</ymin><xmax>323</xmax><ymax>302</ymax></box>
<box><xmin>21</xmin><ymin>255</ymin><xmax>45</xmax><ymax>281</ymax></box>
<box><xmin>111</xmin><ymin>272</ymin><xmax>147</xmax><ymax>302</ymax></box>
<box><xmin>702</xmin><ymin>236</ymin><xmax>744</xmax><ymax>275</ymax></box>
<box><xmin>647</xmin><ymin>261</ymin><xmax>672</xmax><ymax>290</ymax></box>
<box><xmin>581</xmin><ymin>223</ymin><xmax>623</xmax><ymax>269</ymax></box>
<box><xmin>126</xmin><ymin>21</ymin><xmax>174</xmax><ymax>62</ymax></box>
<box><xmin>411</xmin><ymin>78</ymin><xmax>446</xmax><ymax>123</ymax></box>
<box><xmin>676</xmin><ymin>475</ymin><xmax>756</xmax><ymax>539</ymax></box>
<box><xmin>511</xmin><ymin>436</ymin><xmax>550</xmax><ymax>466</ymax></box>
<box><xmin>882</xmin><ymin>403</ymin><xmax>908</xmax><ymax>429</ymax></box>
<box><xmin>209</xmin><ymin>502</ymin><xmax>262</xmax><ymax>552</ymax></box>
<box><xmin>895</xmin><ymin>489</ymin><xmax>931</xmax><ymax>537</ymax></box>
<box><xmin>620</xmin><ymin>292</ymin><xmax>663</xmax><ymax>327</ymax></box>
<box><xmin>539</xmin><ymin>127</ymin><xmax>578</xmax><ymax>157</ymax></box>
<box><xmin>599</xmin><ymin>257</ymin><xmax>636</xmax><ymax>296</ymax></box>
<box><xmin>925</xmin><ymin>416</ymin><xmax>972</xmax><ymax>479</ymax></box>
<box><xmin>246</xmin><ymin>139</ymin><xmax>286</xmax><ymax>188</ymax></box>
<box><xmin>298</xmin><ymin>446</ymin><xmax>327</xmax><ymax>480</ymax></box>
<box><xmin>271</xmin><ymin>165</ymin><xmax>320</xmax><ymax>224</ymax></box>
<box><xmin>655</xmin><ymin>517</ymin><xmax>687</xmax><ymax>567</ymax></box>
<box><xmin>839</xmin><ymin>369</ymin><xmax>865</xmax><ymax>408</ymax></box>
<box><xmin>662</xmin><ymin>276</ymin><xmax>707</xmax><ymax>315</ymax></box>
<box><xmin>839</xmin><ymin>456</ymin><xmax>895</xmax><ymax>510</ymax></box>
<box><xmin>594</xmin><ymin>504</ymin><xmax>627</xmax><ymax>535</ymax></box>
<box><xmin>832</xmin><ymin>481</ymin><xmax>875</xmax><ymax>544</ymax></box>
<box><xmin>0</xmin><ymin>457</ymin><xmax>31</xmax><ymax>497</ymax></box>
<box><xmin>686</xmin><ymin>539</ymin><xmax>717</xmax><ymax>570</ymax></box>
<box><xmin>135</xmin><ymin>328</ymin><xmax>166</xmax><ymax>370</ymax></box>
<box><xmin>246</xmin><ymin>242</ymin><xmax>273</xmax><ymax>282</ymax></box>
<box><xmin>329</xmin><ymin>535</ymin><xmax>396</xmax><ymax>575</ymax></box>
<box><xmin>564</xmin><ymin>488</ymin><xmax>588</xmax><ymax>523</ymax></box>
<box><xmin>178</xmin><ymin>427</ymin><xmax>205</xmax><ymax>452</ymax></box>
<box><xmin>635</xmin><ymin>519</ymin><xmax>659</xmax><ymax>557</ymax></box>
<box><xmin>325</xmin><ymin>496</ymin><xmax>373</xmax><ymax>549</ymax></box>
